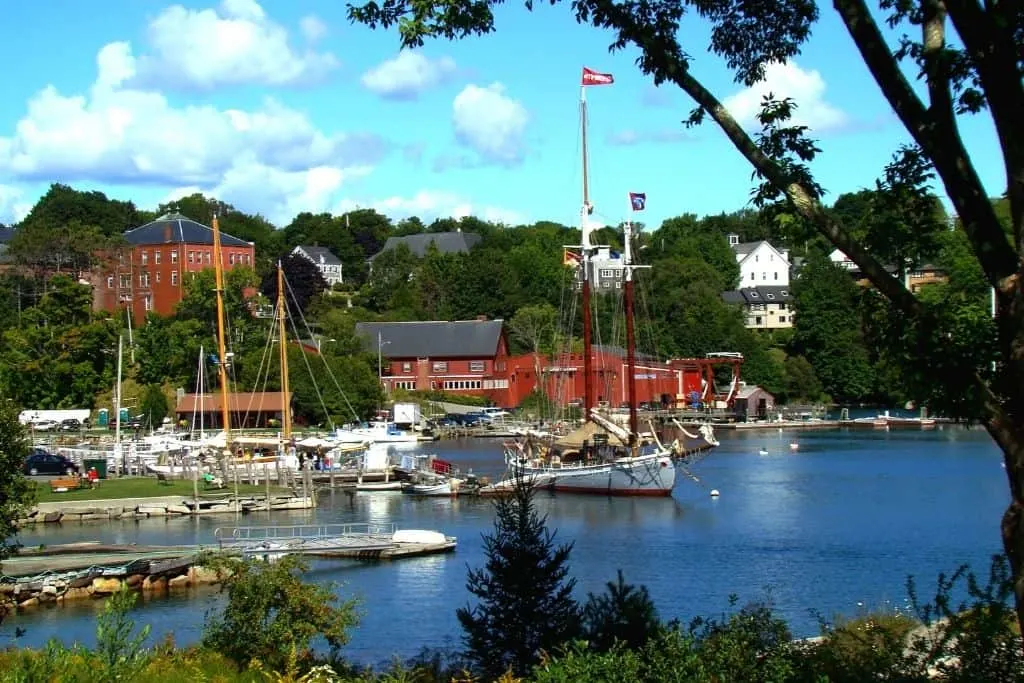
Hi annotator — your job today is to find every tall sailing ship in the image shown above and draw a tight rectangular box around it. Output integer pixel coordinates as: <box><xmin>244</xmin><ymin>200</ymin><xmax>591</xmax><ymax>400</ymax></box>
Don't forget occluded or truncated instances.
<box><xmin>492</xmin><ymin>67</ymin><xmax>717</xmax><ymax>497</ymax></box>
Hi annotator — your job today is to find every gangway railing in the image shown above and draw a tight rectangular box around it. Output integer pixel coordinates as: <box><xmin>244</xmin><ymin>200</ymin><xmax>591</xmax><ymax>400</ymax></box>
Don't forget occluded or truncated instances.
<box><xmin>213</xmin><ymin>523</ymin><xmax>397</xmax><ymax>554</ymax></box>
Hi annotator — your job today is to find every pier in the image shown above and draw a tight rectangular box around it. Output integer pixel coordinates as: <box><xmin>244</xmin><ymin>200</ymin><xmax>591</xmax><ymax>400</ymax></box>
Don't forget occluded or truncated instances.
<box><xmin>1</xmin><ymin>524</ymin><xmax>457</xmax><ymax>613</ymax></box>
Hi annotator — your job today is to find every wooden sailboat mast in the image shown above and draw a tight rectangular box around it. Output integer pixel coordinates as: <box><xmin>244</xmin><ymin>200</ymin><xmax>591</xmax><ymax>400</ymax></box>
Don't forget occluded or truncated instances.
<box><xmin>623</xmin><ymin>221</ymin><xmax>639</xmax><ymax>441</ymax></box>
<box><xmin>211</xmin><ymin>214</ymin><xmax>232</xmax><ymax>444</ymax></box>
<box><xmin>276</xmin><ymin>262</ymin><xmax>292</xmax><ymax>440</ymax></box>
<box><xmin>580</xmin><ymin>85</ymin><xmax>595</xmax><ymax>417</ymax></box>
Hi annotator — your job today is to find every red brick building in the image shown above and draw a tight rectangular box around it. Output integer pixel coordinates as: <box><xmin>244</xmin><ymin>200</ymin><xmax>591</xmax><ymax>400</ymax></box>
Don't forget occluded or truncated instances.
<box><xmin>358</xmin><ymin>319</ymin><xmax>745</xmax><ymax>409</ymax></box>
<box><xmin>92</xmin><ymin>212</ymin><xmax>256</xmax><ymax>320</ymax></box>
<box><xmin>356</xmin><ymin>319</ymin><xmax>522</xmax><ymax>407</ymax></box>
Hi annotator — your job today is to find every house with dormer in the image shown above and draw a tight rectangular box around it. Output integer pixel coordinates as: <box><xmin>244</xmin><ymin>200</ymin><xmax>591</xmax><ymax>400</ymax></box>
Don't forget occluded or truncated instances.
<box><xmin>722</xmin><ymin>233</ymin><xmax>793</xmax><ymax>330</ymax></box>
<box><xmin>293</xmin><ymin>245</ymin><xmax>343</xmax><ymax>286</ymax></box>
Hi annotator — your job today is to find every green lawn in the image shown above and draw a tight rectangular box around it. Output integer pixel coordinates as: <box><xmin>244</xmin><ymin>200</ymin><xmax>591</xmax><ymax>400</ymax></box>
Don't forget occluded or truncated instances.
<box><xmin>32</xmin><ymin>477</ymin><xmax>289</xmax><ymax>503</ymax></box>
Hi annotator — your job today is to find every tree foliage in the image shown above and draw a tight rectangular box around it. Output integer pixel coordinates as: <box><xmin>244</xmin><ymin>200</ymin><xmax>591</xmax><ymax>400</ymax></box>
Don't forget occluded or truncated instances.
<box><xmin>202</xmin><ymin>554</ymin><xmax>359</xmax><ymax>672</ymax></box>
<box><xmin>0</xmin><ymin>401</ymin><xmax>33</xmax><ymax>567</ymax></box>
<box><xmin>457</xmin><ymin>477</ymin><xmax>581</xmax><ymax>678</ymax></box>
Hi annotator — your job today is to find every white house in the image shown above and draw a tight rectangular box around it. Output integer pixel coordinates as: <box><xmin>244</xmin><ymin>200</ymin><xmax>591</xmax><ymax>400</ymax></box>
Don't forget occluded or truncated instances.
<box><xmin>590</xmin><ymin>246</ymin><xmax>626</xmax><ymax>292</ymax></box>
<box><xmin>829</xmin><ymin>248</ymin><xmax>857</xmax><ymax>270</ymax></box>
<box><xmin>728</xmin><ymin>233</ymin><xmax>791</xmax><ymax>287</ymax></box>
<box><xmin>293</xmin><ymin>246</ymin><xmax>343</xmax><ymax>286</ymax></box>
<box><xmin>723</xmin><ymin>234</ymin><xmax>794</xmax><ymax>330</ymax></box>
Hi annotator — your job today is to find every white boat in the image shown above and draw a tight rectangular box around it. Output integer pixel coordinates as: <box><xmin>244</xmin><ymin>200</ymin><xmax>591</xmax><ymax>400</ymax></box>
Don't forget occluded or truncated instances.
<box><xmin>402</xmin><ymin>478</ymin><xmax>464</xmax><ymax>496</ymax></box>
<box><xmin>335</xmin><ymin>420</ymin><xmax>420</xmax><ymax>444</ymax></box>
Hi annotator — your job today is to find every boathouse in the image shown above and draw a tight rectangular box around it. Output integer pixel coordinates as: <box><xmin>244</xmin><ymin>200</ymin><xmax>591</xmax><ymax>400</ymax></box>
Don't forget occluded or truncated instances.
<box><xmin>733</xmin><ymin>384</ymin><xmax>775</xmax><ymax>421</ymax></box>
<box><xmin>174</xmin><ymin>391</ymin><xmax>293</xmax><ymax>430</ymax></box>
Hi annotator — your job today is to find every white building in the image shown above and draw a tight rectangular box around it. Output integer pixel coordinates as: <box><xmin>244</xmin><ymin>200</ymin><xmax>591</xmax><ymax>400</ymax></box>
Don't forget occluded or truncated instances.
<box><xmin>293</xmin><ymin>246</ymin><xmax>343</xmax><ymax>286</ymax></box>
<box><xmin>728</xmin><ymin>233</ymin><xmax>791</xmax><ymax>287</ymax></box>
<box><xmin>590</xmin><ymin>246</ymin><xmax>625</xmax><ymax>291</ymax></box>
<box><xmin>723</xmin><ymin>234</ymin><xmax>794</xmax><ymax>330</ymax></box>
<box><xmin>829</xmin><ymin>248</ymin><xmax>857</xmax><ymax>270</ymax></box>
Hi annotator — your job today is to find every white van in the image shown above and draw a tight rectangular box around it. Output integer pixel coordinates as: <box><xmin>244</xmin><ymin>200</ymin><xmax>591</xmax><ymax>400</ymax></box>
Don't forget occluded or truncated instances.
<box><xmin>481</xmin><ymin>407</ymin><xmax>510</xmax><ymax>420</ymax></box>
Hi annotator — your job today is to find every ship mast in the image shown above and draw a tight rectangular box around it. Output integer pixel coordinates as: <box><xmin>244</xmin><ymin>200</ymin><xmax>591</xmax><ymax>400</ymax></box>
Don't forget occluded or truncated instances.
<box><xmin>212</xmin><ymin>214</ymin><xmax>232</xmax><ymax>450</ymax></box>
<box><xmin>580</xmin><ymin>85</ymin><xmax>595</xmax><ymax>418</ymax></box>
<box><xmin>624</xmin><ymin>222</ymin><xmax>638</xmax><ymax>441</ymax></box>
<box><xmin>276</xmin><ymin>262</ymin><xmax>292</xmax><ymax>441</ymax></box>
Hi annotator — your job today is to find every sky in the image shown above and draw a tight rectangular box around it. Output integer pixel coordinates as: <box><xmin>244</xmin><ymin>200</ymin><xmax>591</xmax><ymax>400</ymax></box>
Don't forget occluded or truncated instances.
<box><xmin>0</xmin><ymin>0</ymin><xmax>1007</xmax><ymax>230</ymax></box>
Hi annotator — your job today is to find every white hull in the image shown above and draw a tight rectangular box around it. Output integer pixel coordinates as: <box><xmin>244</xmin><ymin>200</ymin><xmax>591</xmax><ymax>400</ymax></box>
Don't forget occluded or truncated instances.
<box><xmin>356</xmin><ymin>481</ymin><xmax>404</xmax><ymax>492</ymax></box>
<box><xmin>335</xmin><ymin>422</ymin><xmax>420</xmax><ymax>444</ymax></box>
<box><xmin>402</xmin><ymin>479</ymin><xmax>462</xmax><ymax>496</ymax></box>
<box><xmin>507</xmin><ymin>451</ymin><xmax>675</xmax><ymax>497</ymax></box>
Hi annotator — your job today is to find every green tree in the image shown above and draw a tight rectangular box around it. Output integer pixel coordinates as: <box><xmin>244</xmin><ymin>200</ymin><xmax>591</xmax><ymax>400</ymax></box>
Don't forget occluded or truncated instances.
<box><xmin>790</xmin><ymin>254</ymin><xmax>874</xmax><ymax>402</ymax></box>
<box><xmin>202</xmin><ymin>554</ymin><xmax>359</xmax><ymax>672</ymax></box>
<box><xmin>508</xmin><ymin>303</ymin><xmax>558</xmax><ymax>356</ymax></box>
<box><xmin>138</xmin><ymin>384</ymin><xmax>169</xmax><ymax>428</ymax></box>
<box><xmin>0</xmin><ymin>401</ymin><xmax>33</xmax><ymax>571</ymax></box>
<box><xmin>457</xmin><ymin>477</ymin><xmax>581</xmax><ymax>679</ymax></box>
<box><xmin>261</xmin><ymin>254</ymin><xmax>329</xmax><ymax>314</ymax></box>
<box><xmin>783</xmin><ymin>355</ymin><xmax>823</xmax><ymax>403</ymax></box>
<box><xmin>582</xmin><ymin>570</ymin><xmax>664</xmax><ymax>652</ymax></box>
<box><xmin>347</xmin><ymin>0</ymin><xmax>1024</xmax><ymax>632</ymax></box>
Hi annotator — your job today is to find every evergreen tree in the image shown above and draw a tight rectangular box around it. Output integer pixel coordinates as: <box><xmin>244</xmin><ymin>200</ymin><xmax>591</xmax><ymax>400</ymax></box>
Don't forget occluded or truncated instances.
<box><xmin>457</xmin><ymin>477</ymin><xmax>581</xmax><ymax>678</ymax></box>
<box><xmin>582</xmin><ymin>570</ymin><xmax>664</xmax><ymax>652</ymax></box>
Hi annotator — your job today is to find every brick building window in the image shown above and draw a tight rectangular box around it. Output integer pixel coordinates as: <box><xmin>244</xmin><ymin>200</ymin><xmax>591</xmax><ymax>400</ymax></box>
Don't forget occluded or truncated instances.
<box><xmin>141</xmin><ymin>251</ymin><xmax>148</xmax><ymax>265</ymax></box>
<box><xmin>469</xmin><ymin>361</ymin><xmax>485</xmax><ymax>372</ymax></box>
<box><xmin>155</xmin><ymin>272</ymin><xmax>161</xmax><ymax>284</ymax></box>
<box><xmin>106</xmin><ymin>276</ymin><xmax>114</xmax><ymax>289</ymax></box>
<box><xmin>154</xmin><ymin>251</ymin><xmax>161</xmax><ymax>264</ymax></box>
<box><xmin>402</xmin><ymin>362</ymin><xmax>412</xmax><ymax>372</ymax></box>
<box><xmin>171</xmin><ymin>250</ymin><xmax>178</xmax><ymax>263</ymax></box>
<box><xmin>188</xmin><ymin>251</ymin><xmax>195</xmax><ymax>263</ymax></box>
<box><xmin>171</xmin><ymin>271</ymin><xmax>178</xmax><ymax>286</ymax></box>
<box><xmin>432</xmin><ymin>361</ymin><xmax>448</xmax><ymax>373</ymax></box>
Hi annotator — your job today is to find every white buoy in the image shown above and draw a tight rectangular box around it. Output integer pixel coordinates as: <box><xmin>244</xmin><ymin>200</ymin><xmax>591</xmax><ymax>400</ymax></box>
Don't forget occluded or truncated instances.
<box><xmin>710</xmin><ymin>489</ymin><xmax>720</xmax><ymax>497</ymax></box>
<box><xmin>789</xmin><ymin>443</ymin><xmax>799</xmax><ymax>451</ymax></box>
<box><xmin>758</xmin><ymin>448</ymin><xmax>769</xmax><ymax>456</ymax></box>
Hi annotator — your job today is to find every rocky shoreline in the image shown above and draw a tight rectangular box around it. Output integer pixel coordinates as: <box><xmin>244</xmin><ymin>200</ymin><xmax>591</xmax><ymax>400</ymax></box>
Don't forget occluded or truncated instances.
<box><xmin>17</xmin><ymin>494</ymin><xmax>315</xmax><ymax>525</ymax></box>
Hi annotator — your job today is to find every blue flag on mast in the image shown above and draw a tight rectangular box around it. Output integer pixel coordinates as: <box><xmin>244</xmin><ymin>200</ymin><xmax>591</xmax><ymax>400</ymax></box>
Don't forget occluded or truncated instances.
<box><xmin>629</xmin><ymin>192</ymin><xmax>646</xmax><ymax>211</ymax></box>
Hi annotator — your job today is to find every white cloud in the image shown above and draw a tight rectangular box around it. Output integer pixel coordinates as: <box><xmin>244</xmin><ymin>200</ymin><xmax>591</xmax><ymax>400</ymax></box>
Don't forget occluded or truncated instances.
<box><xmin>131</xmin><ymin>0</ymin><xmax>338</xmax><ymax>90</ymax></box>
<box><xmin>0</xmin><ymin>35</ymin><xmax>384</xmax><ymax>226</ymax></box>
<box><xmin>299</xmin><ymin>15</ymin><xmax>328</xmax><ymax>43</ymax></box>
<box><xmin>452</xmin><ymin>84</ymin><xmax>528</xmax><ymax>165</ymax></box>
<box><xmin>336</xmin><ymin>189</ymin><xmax>525</xmax><ymax>225</ymax></box>
<box><xmin>361</xmin><ymin>51</ymin><xmax>457</xmax><ymax>100</ymax></box>
<box><xmin>0</xmin><ymin>184</ymin><xmax>31</xmax><ymax>224</ymax></box>
<box><xmin>723</xmin><ymin>61</ymin><xmax>848</xmax><ymax>132</ymax></box>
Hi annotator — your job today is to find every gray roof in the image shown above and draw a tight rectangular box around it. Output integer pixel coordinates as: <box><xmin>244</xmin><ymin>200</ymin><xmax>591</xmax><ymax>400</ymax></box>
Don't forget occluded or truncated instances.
<box><xmin>356</xmin><ymin>319</ymin><xmax>504</xmax><ymax>358</ymax></box>
<box><xmin>368</xmin><ymin>232</ymin><xmax>482</xmax><ymax>262</ymax></box>
<box><xmin>295</xmin><ymin>245</ymin><xmax>341</xmax><ymax>266</ymax></box>
<box><xmin>722</xmin><ymin>287</ymin><xmax>793</xmax><ymax>304</ymax></box>
<box><xmin>731</xmin><ymin>240</ymin><xmax>762</xmax><ymax>256</ymax></box>
<box><xmin>0</xmin><ymin>227</ymin><xmax>14</xmax><ymax>243</ymax></box>
<box><xmin>123</xmin><ymin>212</ymin><xmax>251</xmax><ymax>247</ymax></box>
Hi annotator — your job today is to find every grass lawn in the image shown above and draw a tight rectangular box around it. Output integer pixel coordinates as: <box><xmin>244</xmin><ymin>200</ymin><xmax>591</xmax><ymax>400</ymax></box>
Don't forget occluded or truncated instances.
<box><xmin>32</xmin><ymin>477</ymin><xmax>289</xmax><ymax>503</ymax></box>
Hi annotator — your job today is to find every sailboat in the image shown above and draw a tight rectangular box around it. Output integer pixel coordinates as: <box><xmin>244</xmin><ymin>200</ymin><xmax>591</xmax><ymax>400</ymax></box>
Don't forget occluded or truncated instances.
<box><xmin>486</xmin><ymin>67</ymin><xmax>716</xmax><ymax>497</ymax></box>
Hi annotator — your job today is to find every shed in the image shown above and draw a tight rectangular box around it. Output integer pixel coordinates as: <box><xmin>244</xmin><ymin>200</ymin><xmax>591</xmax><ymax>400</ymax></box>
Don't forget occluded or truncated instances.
<box><xmin>733</xmin><ymin>384</ymin><xmax>775</xmax><ymax>421</ymax></box>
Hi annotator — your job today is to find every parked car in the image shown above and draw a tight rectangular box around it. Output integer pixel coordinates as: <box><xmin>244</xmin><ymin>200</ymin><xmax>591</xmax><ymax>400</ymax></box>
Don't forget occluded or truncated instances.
<box><xmin>60</xmin><ymin>418</ymin><xmax>82</xmax><ymax>431</ymax></box>
<box><xmin>29</xmin><ymin>419</ymin><xmax>59</xmax><ymax>431</ymax></box>
<box><xmin>24</xmin><ymin>451</ymin><xmax>79</xmax><ymax>476</ymax></box>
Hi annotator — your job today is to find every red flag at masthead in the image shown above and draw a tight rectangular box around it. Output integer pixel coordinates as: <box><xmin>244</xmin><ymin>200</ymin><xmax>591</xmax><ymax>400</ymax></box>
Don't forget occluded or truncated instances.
<box><xmin>581</xmin><ymin>67</ymin><xmax>614</xmax><ymax>86</ymax></box>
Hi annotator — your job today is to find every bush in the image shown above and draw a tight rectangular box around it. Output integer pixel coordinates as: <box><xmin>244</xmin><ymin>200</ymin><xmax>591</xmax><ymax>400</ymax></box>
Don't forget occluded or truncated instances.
<box><xmin>582</xmin><ymin>571</ymin><xmax>664</xmax><ymax>652</ymax></box>
<box><xmin>202</xmin><ymin>555</ymin><xmax>359</xmax><ymax>673</ymax></box>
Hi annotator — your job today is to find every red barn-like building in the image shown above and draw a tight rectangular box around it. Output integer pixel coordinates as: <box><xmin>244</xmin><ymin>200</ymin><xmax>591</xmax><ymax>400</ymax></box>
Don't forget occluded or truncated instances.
<box><xmin>357</xmin><ymin>319</ymin><xmax>531</xmax><ymax>408</ymax></box>
<box><xmin>92</xmin><ymin>212</ymin><xmax>255</xmax><ymax>321</ymax></box>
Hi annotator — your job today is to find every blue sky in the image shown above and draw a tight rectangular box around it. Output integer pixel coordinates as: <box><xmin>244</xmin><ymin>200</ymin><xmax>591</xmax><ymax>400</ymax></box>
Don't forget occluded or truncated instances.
<box><xmin>0</xmin><ymin>0</ymin><xmax>1006</xmax><ymax>229</ymax></box>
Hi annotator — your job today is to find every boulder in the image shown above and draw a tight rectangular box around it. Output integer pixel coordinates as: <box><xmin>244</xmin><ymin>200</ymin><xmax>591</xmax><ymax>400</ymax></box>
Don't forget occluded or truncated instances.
<box><xmin>41</xmin><ymin>585</ymin><xmax>58</xmax><ymax>596</ymax></box>
<box><xmin>17</xmin><ymin>597</ymin><xmax>39</xmax><ymax>609</ymax></box>
<box><xmin>138</xmin><ymin>506</ymin><xmax>167</xmax><ymax>516</ymax></box>
<box><xmin>64</xmin><ymin>586</ymin><xmax>91</xmax><ymax>601</ymax></box>
<box><xmin>142</xmin><ymin>576</ymin><xmax>167</xmax><ymax>592</ymax></box>
<box><xmin>188</xmin><ymin>566</ymin><xmax>223</xmax><ymax>584</ymax></box>
<box><xmin>167</xmin><ymin>505</ymin><xmax>192</xmax><ymax>515</ymax></box>
<box><xmin>168</xmin><ymin>574</ymin><xmax>190</xmax><ymax>588</ymax></box>
<box><xmin>0</xmin><ymin>584</ymin><xmax>15</xmax><ymax>596</ymax></box>
<box><xmin>68</xmin><ymin>574</ymin><xmax>96</xmax><ymax>589</ymax></box>
<box><xmin>79</xmin><ymin>513</ymin><xmax>109</xmax><ymax>522</ymax></box>
<box><xmin>91</xmin><ymin>577</ymin><xmax>123</xmax><ymax>595</ymax></box>
<box><xmin>42</xmin><ymin>512</ymin><xmax>62</xmax><ymax>524</ymax></box>
<box><xmin>125</xmin><ymin>574</ymin><xmax>143</xmax><ymax>588</ymax></box>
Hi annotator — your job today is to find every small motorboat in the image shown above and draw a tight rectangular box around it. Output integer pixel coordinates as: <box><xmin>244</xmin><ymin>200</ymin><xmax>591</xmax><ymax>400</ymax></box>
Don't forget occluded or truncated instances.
<box><xmin>402</xmin><ymin>478</ymin><xmax>464</xmax><ymax>497</ymax></box>
<box><xmin>758</xmin><ymin>448</ymin><xmax>769</xmax><ymax>456</ymax></box>
<box><xmin>789</xmin><ymin>443</ymin><xmax>799</xmax><ymax>451</ymax></box>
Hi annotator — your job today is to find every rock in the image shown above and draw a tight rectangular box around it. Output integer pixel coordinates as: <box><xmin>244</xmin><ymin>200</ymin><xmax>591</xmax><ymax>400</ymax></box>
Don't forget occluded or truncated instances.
<box><xmin>37</xmin><ymin>591</ymin><xmax>55</xmax><ymax>603</ymax></box>
<box><xmin>125</xmin><ymin>574</ymin><xmax>143</xmax><ymax>588</ymax></box>
<box><xmin>138</xmin><ymin>506</ymin><xmax>167</xmax><ymax>516</ymax></box>
<box><xmin>61</xmin><ymin>508</ymin><xmax>92</xmax><ymax>516</ymax></box>
<box><xmin>91</xmin><ymin>577</ymin><xmax>123</xmax><ymax>595</ymax></box>
<box><xmin>168</xmin><ymin>574</ymin><xmax>190</xmax><ymax>588</ymax></box>
<box><xmin>68</xmin><ymin>574</ymin><xmax>96</xmax><ymax>589</ymax></box>
<box><xmin>0</xmin><ymin>584</ymin><xmax>15</xmax><ymax>596</ymax></box>
<box><xmin>167</xmin><ymin>505</ymin><xmax>192</xmax><ymax>515</ymax></box>
<box><xmin>41</xmin><ymin>585</ymin><xmax>58</xmax><ymax>596</ymax></box>
<box><xmin>209</xmin><ymin>504</ymin><xmax>231</xmax><ymax>511</ymax></box>
<box><xmin>188</xmin><ymin>566</ymin><xmax>222</xmax><ymax>584</ymax></box>
<box><xmin>79</xmin><ymin>513</ymin><xmax>108</xmax><ymax>522</ymax></box>
<box><xmin>64</xmin><ymin>586</ymin><xmax>91</xmax><ymax>601</ymax></box>
<box><xmin>42</xmin><ymin>512</ymin><xmax>62</xmax><ymax>524</ymax></box>
<box><xmin>17</xmin><ymin>597</ymin><xmax>39</xmax><ymax>609</ymax></box>
<box><xmin>142</xmin><ymin>576</ymin><xmax>167</xmax><ymax>592</ymax></box>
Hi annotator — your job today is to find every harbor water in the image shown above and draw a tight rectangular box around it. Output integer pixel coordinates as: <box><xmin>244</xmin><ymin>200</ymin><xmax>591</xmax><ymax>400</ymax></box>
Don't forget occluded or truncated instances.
<box><xmin>1</xmin><ymin>426</ymin><xmax>1008</xmax><ymax>667</ymax></box>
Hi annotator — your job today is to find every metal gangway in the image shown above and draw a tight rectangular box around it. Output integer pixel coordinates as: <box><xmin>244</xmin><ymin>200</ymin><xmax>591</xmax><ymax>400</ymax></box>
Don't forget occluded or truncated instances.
<box><xmin>213</xmin><ymin>523</ymin><xmax>398</xmax><ymax>556</ymax></box>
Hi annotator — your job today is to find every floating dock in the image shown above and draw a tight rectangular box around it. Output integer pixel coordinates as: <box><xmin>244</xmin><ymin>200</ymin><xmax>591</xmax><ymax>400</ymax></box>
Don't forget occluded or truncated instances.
<box><xmin>1</xmin><ymin>524</ymin><xmax>456</xmax><ymax>613</ymax></box>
